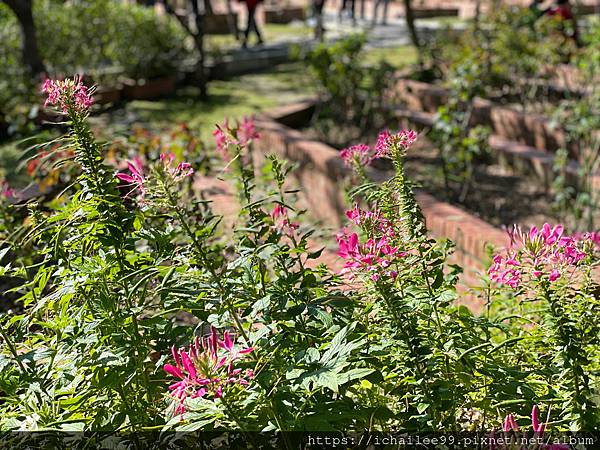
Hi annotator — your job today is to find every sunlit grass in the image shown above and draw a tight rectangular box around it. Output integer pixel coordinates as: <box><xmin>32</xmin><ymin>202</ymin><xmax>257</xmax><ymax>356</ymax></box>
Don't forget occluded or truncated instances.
<box><xmin>363</xmin><ymin>44</ymin><xmax>418</xmax><ymax>68</ymax></box>
<box><xmin>91</xmin><ymin>62</ymin><xmax>317</xmax><ymax>140</ymax></box>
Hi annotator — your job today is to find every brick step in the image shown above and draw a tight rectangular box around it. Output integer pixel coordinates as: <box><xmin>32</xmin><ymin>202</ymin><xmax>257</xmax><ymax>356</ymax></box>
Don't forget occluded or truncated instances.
<box><xmin>392</xmin><ymin>107</ymin><xmax>600</xmax><ymax>191</ymax></box>
<box><xmin>393</xmin><ymin>78</ymin><xmax>593</xmax><ymax>158</ymax></box>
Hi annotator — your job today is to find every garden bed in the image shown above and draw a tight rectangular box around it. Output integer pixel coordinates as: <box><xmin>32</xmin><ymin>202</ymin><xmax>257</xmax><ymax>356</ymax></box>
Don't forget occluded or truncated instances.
<box><xmin>254</xmin><ymin>100</ymin><xmax>515</xmax><ymax>302</ymax></box>
<box><xmin>256</xmin><ymin>98</ymin><xmax>600</xmax><ymax>285</ymax></box>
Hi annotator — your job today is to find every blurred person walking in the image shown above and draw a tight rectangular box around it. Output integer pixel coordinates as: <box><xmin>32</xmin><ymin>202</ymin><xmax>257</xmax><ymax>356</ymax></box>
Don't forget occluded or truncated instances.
<box><xmin>372</xmin><ymin>0</ymin><xmax>390</xmax><ymax>25</ymax></box>
<box><xmin>338</xmin><ymin>0</ymin><xmax>356</xmax><ymax>24</ymax></box>
<box><xmin>241</xmin><ymin>0</ymin><xmax>264</xmax><ymax>48</ymax></box>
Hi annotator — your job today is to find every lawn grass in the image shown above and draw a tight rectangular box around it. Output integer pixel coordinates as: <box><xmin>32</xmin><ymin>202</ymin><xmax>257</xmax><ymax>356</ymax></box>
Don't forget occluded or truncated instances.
<box><xmin>93</xmin><ymin>43</ymin><xmax>417</xmax><ymax>139</ymax></box>
<box><xmin>91</xmin><ymin>62</ymin><xmax>317</xmax><ymax>141</ymax></box>
<box><xmin>363</xmin><ymin>44</ymin><xmax>418</xmax><ymax>68</ymax></box>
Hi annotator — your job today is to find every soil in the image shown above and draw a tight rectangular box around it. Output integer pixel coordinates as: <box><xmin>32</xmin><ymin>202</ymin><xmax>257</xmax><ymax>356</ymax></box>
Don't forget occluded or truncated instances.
<box><xmin>403</xmin><ymin>139</ymin><xmax>557</xmax><ymax>229</ymax></box>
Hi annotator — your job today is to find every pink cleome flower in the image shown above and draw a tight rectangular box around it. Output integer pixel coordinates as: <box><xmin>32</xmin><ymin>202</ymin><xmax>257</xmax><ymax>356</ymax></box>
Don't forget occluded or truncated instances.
<box><xmin>489</xmin><ymin>223</ymin><xmax>590</xmax><ymax>288</ymax></box>
<box><xmin>116</xmin><ymin>157</ymin><xmax>146</xmax><ymax>200</ymax></box>
<box><xmin>337</xmin><ymin>206</ymin><xmax>405</xmax><ymax>281</ymax></box>
<box><xmin>213</xmin><ymin>119</ymin><xmax>231</xmax><ymax>159</ymax></box>
<box><xmin>271</xmin><ymin>203</ymin><xmax>299</xmax><ymax>236</ymax></box>
<box><xmin>339</xmin><ymin>129</ymin><xmax>417</xmax><ymax>168</ymax></box>
<box><xmin>237</xmin><ymin>116</ymin><xmax>260</xmax><ymax>146</ymax></box>
<box><xmin>1</xmin><ymin>181</ymin><xmax>17</xmax><ymax>200</ymax></box>
<box><xmin>374</xmin><ymin>129</ymin><xmax>417</xmax><ymax>158</ymax></box>
<box><xmin>213</xmin><ymin>116</ymin><xmax>260</xmax><ymax>160</ymax></box>
<box><xmin>160</xmin><ymin>152</ymin><xmax>194</xmax><ymax>180</ymax></box>
<box><xmin>164</xmin><ymin>327</ymin><xmax>254</xmax><ymax>415</ymax></box>
<box><xmin>339</xmin><ymin>144</ymin><xmax>376</xmax><ymax>167</ymax></box>
<box><xmin>501</xmin><ymin>405</ymin><xmax>568</xmax><ymax>449</ymax></box>
<box><xmin>41</xmin><ymin>75</ymin><xmax>93</xmax><ymax>114</ymax></box>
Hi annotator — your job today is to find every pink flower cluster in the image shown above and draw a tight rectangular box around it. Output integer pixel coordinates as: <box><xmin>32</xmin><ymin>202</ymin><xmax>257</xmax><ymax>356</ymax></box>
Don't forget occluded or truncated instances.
<box><xmin>500</xmin><ymin>405</ymin><xmax>568</xmax><ymax>450</ymax></box>
<box><xmin>271</xmin><ymin>203</ymin><xmax>299</xmax><ymax>236</ymax></box>
<box><xmin>339</xmin><ymin>129</ymin><xmax>417</xmax><ymax>167</ymax></box>
<box><xmin>339</xmin><ymin>144</ymin><xmax>376</xmax><ymax>167</ymax></box>
<box><xmin>164</xmin><ymin>327</ymin><xmax>254</xmax><ymax>415</ymax></box>
<box><xmin>115</xmin><ymin>154</ymin><xmax>193</xmax><ymax>202</ymax></box>
<box><xmin>213</xmin><ymin>116</ymin><xmax>260</xmax><ymax>160</ymax></box>
<box><xmin>41</xmin><ymin>76</ymin><xmax>93</xmax><ymax>114</ymax></box>
<box><xmin>489</xmin><ymin>223</ymin><xmax>591</xmax><ymax>288</ymax></box>
<box><xmin>337</xmin><ymin>206</ymin><xmax>405</xmax><ymax>281</ymax></box>
<box><xmin>116</xmin><ymin>158</ymin><xmax>146</xmax><ymax>201</ymax></box>
<box><xmin>374</xmin><ymin>129</ymin><xmax>417</xmax><ymax>158</ymax></box>
<box><xmin>1</xmin><ymin>181</ymin><xmax>16</xmax><ymax>200</ymax></box>
<box><xmin>160</xmin><ymin>152</ymin><xmax>194</xmax><ymax>181</ymax></box>
<box><xmin>574</xmin><ymin>231</ymin><xmax>600</xmax><ymax>248</ymax></box>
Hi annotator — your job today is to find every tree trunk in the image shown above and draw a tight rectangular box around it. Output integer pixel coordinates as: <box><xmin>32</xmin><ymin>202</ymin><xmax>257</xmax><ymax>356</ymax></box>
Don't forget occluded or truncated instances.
<box><xmin>191</xmin><ymin>0</ymin><xmax>208</xmax><ymax>98</ymax></box>
<box><xmin>203</xmin><ymin>0</ymin><xmax>213</xmax><ymax>16</ymax></box>
<box><xmin>402</xmin><ymin>0</ymin><xmax>421</xmax><ymax>64</ymax></box>
<box><xmin>163</xmin><ymin>0</ymin><xmax>208</xmax><ymax>98</ymax></box>
<box><xmin>3</xmin><ymin>0</ymin><xmax>46</xmax><ymax>77</ymax></box>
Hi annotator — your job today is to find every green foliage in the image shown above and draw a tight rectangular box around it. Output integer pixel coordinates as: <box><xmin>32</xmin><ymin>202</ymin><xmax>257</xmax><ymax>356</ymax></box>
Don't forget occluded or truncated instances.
<box><xmin>0</xmin><ymin>0</ymin><xmax>190</xmax><ymax>136</ymax></box>
<box><xmin>301</xmin><ymin>35</ymin><xmax>394</xmax><ymax>144</ymax></box>
<box><xmin>430</xmin><ymin>4</ymin><xmax>582</xmax><ymax>104</ymax></box>
<box><xmin>430</xmin><ymin>61</ymin><xmax>490</xmax><ymax>203</ymax></box>
<box><xmin>0</xmin><ymin>76</ymin><xmax>599</xmax><ymax>441</ymax></box>
<box><xmin>551</xmin><ymin>91</ymin><xmax>600</xmax><ymax>232</ymax></box>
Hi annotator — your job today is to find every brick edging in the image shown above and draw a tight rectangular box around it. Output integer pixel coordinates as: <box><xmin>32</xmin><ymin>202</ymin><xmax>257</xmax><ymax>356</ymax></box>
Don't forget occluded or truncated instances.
<box><xmin>255</xmin><ymin>100</ymin><xmax>511</xmax><ymax>271</ymax></box>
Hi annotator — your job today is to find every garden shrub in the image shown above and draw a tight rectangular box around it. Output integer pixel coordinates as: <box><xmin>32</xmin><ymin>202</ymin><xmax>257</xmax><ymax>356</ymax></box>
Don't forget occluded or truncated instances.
<box><xmin>431</xmin><ymin>4</ymin><xmax>584</xmax><ymax>104</ymax></box>
<box><xmin>0</xmin><ymin>77</ymin><xmax>599</xmax><ymax>444</ymax></box>
<box><xmin>301</xmin><ymin>35</ymin><xmax>394</xmax><ymax>147</ymax></box>
<box><xmin>430</xmin><ymin>59</ymin><xmax>491</xmax><ymax>203</ymax></box>
<box><xmin>35</xmin><ymin>0</ymin><xmax>190</xmax><ymax>79</ymax></box>
<box><xmin>0</xmin><ymin>0</ymin><xmax>190</xmax><ymax>136</ymax></box>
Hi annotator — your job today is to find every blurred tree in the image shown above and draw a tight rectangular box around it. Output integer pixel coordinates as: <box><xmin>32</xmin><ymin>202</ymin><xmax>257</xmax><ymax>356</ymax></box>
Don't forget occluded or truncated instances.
<box><xmin>2</xmin><ymin>0</ymin><xmax>45</xmax><ymax>76</ymax></box>
<box><xmin>161</xmin><ymin>0</ymin><xmax>208</xmax><ymax>97</ymax></box>
<box><xmin>403</xmin><ymin>0</ymin><xmax>421</xmax><ymax>55</ymax></box>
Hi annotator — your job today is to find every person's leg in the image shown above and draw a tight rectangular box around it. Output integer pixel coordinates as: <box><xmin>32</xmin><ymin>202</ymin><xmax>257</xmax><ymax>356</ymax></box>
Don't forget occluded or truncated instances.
<box><xmin>339</xmin><ymin>0</ymin><xmax>347</xmax><ymax>21</ymax></box>
<box><xmin>315</xmin><ymin>0</ymin><xmax>326</xmax><ymax>39</ymax></box>
<box><xmin>350</xmin><ymin>0</ymin><xmax>356</xmax><ymax>23</ymax></box>
<box><xmin>251</xmin><ymin>6</ymin><xmax>263</xmax><ymax>44</ymax></box>
<box><xmin>242</xmin><ymin>4</ymin><xmax>251</xmax><ymax>48</ymax></box>
<box><xmin>372</xmin><ymin>0</ymin><xmax>380</xmax><ymax>25</ymax></box>
<box><xmin>382</xmin><ymin>0</ymin><xmax>389</xmax><ymax>24</ymax></box>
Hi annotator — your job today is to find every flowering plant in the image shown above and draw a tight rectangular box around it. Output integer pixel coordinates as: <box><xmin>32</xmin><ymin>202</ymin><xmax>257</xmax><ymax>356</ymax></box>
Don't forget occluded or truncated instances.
<box><xmin>164</xmin><ymin>327</ymin><xmax>254</xmax><ymax>414</ymax></box>
<box><xmin>1</xmin><ymin>76</ymin><xmax>599</xmax><ymax>444</ymax></box>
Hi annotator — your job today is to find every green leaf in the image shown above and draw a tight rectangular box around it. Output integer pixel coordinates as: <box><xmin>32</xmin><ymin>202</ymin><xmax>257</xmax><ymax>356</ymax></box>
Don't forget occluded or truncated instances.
<box><xmin>338</xmin><ymin>368</ymin><xmax>375</xmax><ymax>384</ymax></box>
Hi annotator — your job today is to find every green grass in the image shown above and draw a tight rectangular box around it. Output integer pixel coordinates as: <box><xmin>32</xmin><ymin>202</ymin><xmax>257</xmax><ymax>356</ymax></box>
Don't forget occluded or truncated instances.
<box><xmin>91</xmin><ymin>62</ymin><xmax>317</xmax><ymax>140</ymax></box>
<box><xmin>363</xmin><ymin>44</ymin><xmax>418</xmax><ymax>68</ymax></box>
<box><xmin>94</xmin><ymin>44</ymin><xmax>416</xmax><ymax>140</ymax></box>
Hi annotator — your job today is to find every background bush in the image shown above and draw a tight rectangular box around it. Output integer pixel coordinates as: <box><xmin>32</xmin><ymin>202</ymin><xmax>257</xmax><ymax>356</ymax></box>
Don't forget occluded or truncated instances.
<box><xmin>0</xmin><ymin>0</ymin><xmax>190</xmax><ymax>135</ymax></box>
